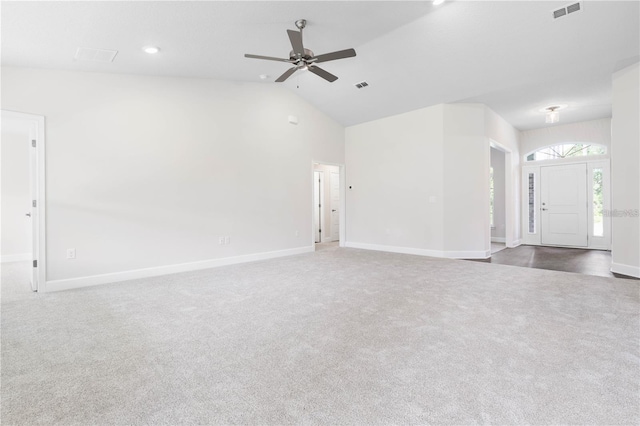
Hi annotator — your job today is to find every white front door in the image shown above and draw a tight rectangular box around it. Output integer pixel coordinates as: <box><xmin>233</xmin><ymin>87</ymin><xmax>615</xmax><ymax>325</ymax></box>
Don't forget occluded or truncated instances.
<box><xmin>330</xmin><ymin>171</ymin><xmax>340</xmax><ymax>241</ymax></box>
<box><xmin>541</xmin><ymin>163</ymin><xmax>588</xmax><ymax>247</ymax></box>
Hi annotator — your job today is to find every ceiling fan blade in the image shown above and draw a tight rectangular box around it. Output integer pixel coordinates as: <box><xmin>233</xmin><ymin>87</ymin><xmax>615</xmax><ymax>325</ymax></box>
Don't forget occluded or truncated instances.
<box><xmin>308</xmin><ymin>66</ymin><xmax>338</xmax><ymax>82</ymax></box>
<box><xmin>313</xmin><ymin>48</ymin><xmax>356</xmax><ymax>64</ymax></box>
<box><xmin>245</xmin><ymin>54</ymin><xmax>293</xmax><ymax>63</ymax></box>
<box><xmin>287</xmin><ymin>30</ymin><xmax>305</xmax><ymax>57</ymax></box>
<box><xmin>275</xmin><ymin>66</ymin><xmax>298</xmax><ymax>82</ymax></box>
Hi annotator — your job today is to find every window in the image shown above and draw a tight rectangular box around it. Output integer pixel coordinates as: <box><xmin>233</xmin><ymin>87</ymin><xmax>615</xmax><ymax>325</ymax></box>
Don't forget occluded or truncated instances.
<box><xmin>528</xmin><ymin>172</ymin><xmax>535</xmax><ymax>234</ymax></box>
<box><xmin>526</xmin><ymin>143</ymin><xmax>606</xmax><ymax>162</ymax></box>
<box><xmin>593</xmin><ymin>168</ymin><xmax>603</xmax><ymax>237</ymax></box>
<box><xmin>490</xmin><ymin>167</ymin><xmax>494</xmax><ymax>228</ymax></box>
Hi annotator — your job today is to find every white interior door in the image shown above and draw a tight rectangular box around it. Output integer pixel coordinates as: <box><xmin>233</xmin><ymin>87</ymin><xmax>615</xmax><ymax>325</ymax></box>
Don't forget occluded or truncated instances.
<box><xmin>330</xmin><ymin>171</ymin><xmax>340</xmax><ymax>241</ymax></box>
<box><xmin>313</xmin><ymin>171</ymin><xmax>324</xmax><ymax>243</ymax></box>
<box><xmin>541</xmin><ymin>163</ymin><xmax>588</xmax><ymax>247</ymax></box>
<box><xmin>28</xmin><ymin>122</ymin><xmax>38</xmax><ymax>291</ymax></box>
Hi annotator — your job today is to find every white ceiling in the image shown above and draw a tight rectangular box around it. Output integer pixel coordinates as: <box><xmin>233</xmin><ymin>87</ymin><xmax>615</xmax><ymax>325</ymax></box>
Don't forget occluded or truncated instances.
<box><xmin>2</xmin><ymin>1</ymin><xmax>638</xmax><ymax>130</ymax></box>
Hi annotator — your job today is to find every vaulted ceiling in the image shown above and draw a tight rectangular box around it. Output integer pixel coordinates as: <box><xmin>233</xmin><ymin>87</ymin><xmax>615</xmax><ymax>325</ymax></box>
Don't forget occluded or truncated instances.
<box><xmin>2</xmin><ymin>1</ymin><xmax>639</xmax><ymax>130</ymax></box>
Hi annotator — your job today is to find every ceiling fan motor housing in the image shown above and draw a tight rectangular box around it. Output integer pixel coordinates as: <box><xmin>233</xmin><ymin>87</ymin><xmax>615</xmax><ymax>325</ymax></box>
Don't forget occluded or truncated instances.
<box><xmin>290</xmin><ymin>48</ymin><xmax>315</xmax><ymax>61</ymax></box>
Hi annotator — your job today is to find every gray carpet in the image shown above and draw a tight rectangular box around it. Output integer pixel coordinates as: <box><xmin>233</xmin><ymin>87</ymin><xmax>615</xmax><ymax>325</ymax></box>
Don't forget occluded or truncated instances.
<box><xmin>2</xmin><ymin>248</ymin><xmax>639</xmax><ymax>425</ymax></box>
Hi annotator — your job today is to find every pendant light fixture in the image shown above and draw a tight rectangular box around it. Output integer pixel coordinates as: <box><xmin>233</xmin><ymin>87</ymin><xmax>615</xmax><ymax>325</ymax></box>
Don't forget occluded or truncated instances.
<box><xmin>540</xmin><ymin>104</ymin><xmax>568</xmax><ymax>124</ymax></box>
<box><xmin>545</xmin><ymin>106</ymin><xmax>560</xmax><ymax>123</ymax></box>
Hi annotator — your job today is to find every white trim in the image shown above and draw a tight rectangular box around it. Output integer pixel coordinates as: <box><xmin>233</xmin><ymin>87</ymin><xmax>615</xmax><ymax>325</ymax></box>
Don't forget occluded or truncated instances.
<box><xmin>1</xmin><ymin>253</ymin><xmax>31</xmax><ymax>263</ymax></box>
<box><xmin>345</xmin><ymin>241</ymin><xmax>442</xmax><ymax>257</ymax></box>
<box><xmin>1</xmin><ymin>110</ymin><xmax>46</xmax><ymax>292</ymax></box>
<box><xmin>610</xmin><ymin>262</ymin><xmax>640</xmax><ymax>279</ymax></box>
<box><xmin>45</xmin><ymin>246</ymin><xmax>314</xmax><ymax>292</ymax></box>
<box><xmin>344</xmin><ymin>242</ymin><xmax>490</xmax><ymax>259</ymax></box>
<box><xmin>491</xmin><ymin>237</ymin><xmax>506</xmax><ymax>243</ymax></box>
<box><xmin>445</xmin><ymin>250</ymin><xmax>491</xmax><ymax>259</ymax></box>
<box><xmin>507</xmin><ymin>239</ymin><xmax>522</xmax><ymax>248</ymax></box>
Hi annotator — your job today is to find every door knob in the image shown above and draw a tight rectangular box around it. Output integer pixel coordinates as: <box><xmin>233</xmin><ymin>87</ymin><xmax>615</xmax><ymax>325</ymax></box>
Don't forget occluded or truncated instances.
<box><xmin>332</xmin><ymin>209</ymin><xmax>337</xmax><ymax>212</ymax></box>
<box><xmin>25</xmin><ymin>213</ymin><xmax>31</xmax><ymax>217</ymax></box>
<box><xmin>541</xmin><ymin>208</ymin><xmax>548</xmax><ymax>211</ymax></box>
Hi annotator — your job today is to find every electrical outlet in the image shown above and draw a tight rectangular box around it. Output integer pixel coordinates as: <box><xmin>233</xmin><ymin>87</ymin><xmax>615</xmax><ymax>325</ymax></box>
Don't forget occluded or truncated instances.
<box><xmin>219</xmin><ymin>237</ymin><xmax>225</xmax><ymax>245</ymax></box>
<box><xmin>295</xmin><ymin>230</ymin><xmax>299</xmax><ymax>237</ymax></box>
<box><xmin>66</xmin><ymin>248</ymin><xmax>76</xmax><ymax>259</ymax></box>
<box><xmin>225</xmin><ymin>236</ymin><xmax>230</xmax><ymax>245</ymax></box>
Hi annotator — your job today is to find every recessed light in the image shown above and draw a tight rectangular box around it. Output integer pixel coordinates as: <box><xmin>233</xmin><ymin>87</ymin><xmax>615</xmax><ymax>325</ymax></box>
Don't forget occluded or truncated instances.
<box><xmin>259</xmin><ymin>74</ymin><xmax>269</xmax><ymax>80</ymax></box>
<box><xmin>433</xmin><ymin>0</ymin><xmax>446</xmax><ymax>5</ymax></box>
<box><xmin>143</xmin><ymin>46</ymin><xmax>160</xmax><ymax>54</ymax></box>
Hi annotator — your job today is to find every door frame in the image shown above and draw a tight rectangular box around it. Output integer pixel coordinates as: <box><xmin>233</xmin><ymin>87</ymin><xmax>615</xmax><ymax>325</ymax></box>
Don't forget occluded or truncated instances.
<box><xmin>313</xmin><ymin>170</ymin><xmax>324</xmax><ymax>243</ymax></box>
<box><xmin>488</xmin><ymin>139</ymin><xmax>516</xmax><ymax>249</ymax></box>
<box><xmin>2</xmin><ymin>110</ymin><xmax>46</xmax><ymax>291</ymax></box>
<box><xmin>311</xmin><ymin>161</ymin><xmax>346</xmax><ymax>247</ymax></box>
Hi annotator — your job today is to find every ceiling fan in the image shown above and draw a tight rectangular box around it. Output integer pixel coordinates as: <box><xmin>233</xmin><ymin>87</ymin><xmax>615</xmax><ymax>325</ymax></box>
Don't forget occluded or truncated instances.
<box><xmin>244</xmin><ymin>19</ymin><xmax>356</xmax><ymax>83</ymax></box>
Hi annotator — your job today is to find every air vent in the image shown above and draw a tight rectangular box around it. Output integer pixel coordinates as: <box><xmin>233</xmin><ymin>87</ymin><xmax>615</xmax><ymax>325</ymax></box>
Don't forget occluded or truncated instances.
<box><xmin>566</xmin><ymin>2</ymin><xmax>581</xmax><ymax>14</ymax></box>
<box><xmin>354</xmin><ymin>81</ymin><xmax>369</xmax><ymax>89</ymax></box>
<box><xmin>552</xmin><ymin>2</ymin><xmax>582</xmax><ymax>19</ymax></box>
<box><xmin>74</xmin><ymin>47</ymin><xmax>118</xmax><ymax>63</ymax></box>
<box><xmin>553</xmin><ymin>8</ymin><xmax>567</xmax><ymax>19</ymax></box>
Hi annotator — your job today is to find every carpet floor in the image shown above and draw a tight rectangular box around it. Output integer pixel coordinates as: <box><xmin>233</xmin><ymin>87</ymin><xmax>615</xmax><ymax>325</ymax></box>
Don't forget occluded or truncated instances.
<box><xmin>1</xmin><ymin>247</ymin><xmax>639</xmax><ymax>425</ymax></box>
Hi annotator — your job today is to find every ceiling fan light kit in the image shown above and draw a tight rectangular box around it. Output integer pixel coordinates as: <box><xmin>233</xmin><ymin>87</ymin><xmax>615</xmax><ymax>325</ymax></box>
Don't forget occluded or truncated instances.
<box><xmin>245</xmin><ymin>19</ymin><xmax>357</xmax><ymax>83</ymax></box>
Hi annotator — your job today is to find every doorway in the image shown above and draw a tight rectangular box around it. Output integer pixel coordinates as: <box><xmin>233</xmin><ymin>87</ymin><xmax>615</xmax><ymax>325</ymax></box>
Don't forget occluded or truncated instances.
<box><xmin>490</xmin><ymin>147</ymin><xmax>507</xmax><ymax>253</ymax></box>
<box><xmin>313</xmin><ymin>162</ymin><xmax>341</xmax><ymax>248</ymax></box>
<box><xmin>1</xmin><ymin>110</ymin><xmax>46</xmax><ymax>292</ymax></box>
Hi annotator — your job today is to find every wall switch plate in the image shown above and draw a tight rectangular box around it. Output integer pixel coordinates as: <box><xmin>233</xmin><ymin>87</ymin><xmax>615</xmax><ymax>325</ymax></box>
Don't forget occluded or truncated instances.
<box><xmin>225</xmin><ymin>236</ymin><xmax>230</xmax><ymax>245</ymax></box>
<box><xmin>66</xmin><ymin>248</ymin><xmax>76</xmax><ymax>259</ymax></box>
<box><xmin>219</xmin><ymin>237</ymin><xmax>225</xmax><ymax>245</ymax></box>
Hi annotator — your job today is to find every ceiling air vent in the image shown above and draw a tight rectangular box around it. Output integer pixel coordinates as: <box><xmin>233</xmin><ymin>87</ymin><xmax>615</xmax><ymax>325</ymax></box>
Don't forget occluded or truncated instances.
<box><xmin>566</xmin><ymin>2</ymin><xmax>581</xmax><ymax>14</ymax></box>
<box><xmin>354</xmin><ymin>81</ymin><xmax>369</xmax><ymax>89</ymax></box>
<box><xmin>74</xmin><ymin>47</ymin><xmax>118</xmax><ymax>63</ymax></box>
<box><xmin>552</xmin><ymin>2</ymin><xmax>582</xmax><ymax>19</ymax></box>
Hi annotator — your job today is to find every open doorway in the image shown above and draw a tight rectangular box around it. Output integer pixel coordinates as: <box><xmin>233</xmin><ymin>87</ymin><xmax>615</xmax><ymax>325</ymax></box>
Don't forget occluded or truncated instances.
<box><xmin>313</xmin><ymin>162</ymin><xmax>341</xmax><ymax>250</ymax></box>
<box><xmin>490</xmin><ymin>147</ymin><xmax>507</xmax><ymax>254</ymax></box>
<box><xmin>1</xmin><ymin>110</ymin><xmax>46</xmax><ymax>292</ymax></box>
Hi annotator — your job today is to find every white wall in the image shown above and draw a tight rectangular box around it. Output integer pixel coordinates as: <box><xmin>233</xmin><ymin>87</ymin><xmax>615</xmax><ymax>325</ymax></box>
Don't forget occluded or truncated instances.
<box><xmin>611</xmin><ymin>62</ymin><xmax>640</xmax><ymax>278</ymax></box>
<box><xmin>442</xmin><ymin>104</ymin><xmax>488</xmax><ymax>256</ymax></box>
<box><xmin>520</xmin><ymin>118</ymin><xmax>611</xmax><ymax>157</ymax></box>
<box><xmin>345</xmin><ymin>105</ymin><xmax>444</xmax><ymax>253</ymax></box>
<box><xmin>1</xmin><ymin>118</ymin><xmax>31</xmax><ymax>261</ymax></box>
<box><xmin>1</xmin><ymin>67</ymin><xmax>344</xmax><ymax>286</ymax></box>
<box><xmin>491</xmin><ymin>148</ymin><xmax>506</xmax><ymax>240</ymax></box>
<box><xmin>345</xmin><ymin>103</ymin><xmax>519</xmax><ymax>258</ymax></box>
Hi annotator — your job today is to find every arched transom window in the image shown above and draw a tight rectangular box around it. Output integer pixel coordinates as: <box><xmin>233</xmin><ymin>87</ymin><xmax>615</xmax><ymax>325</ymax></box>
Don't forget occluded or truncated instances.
<box><xmin>525</xmin><ymin>143</ymin><xmax>607</xmax><ymax>162</ymax></box>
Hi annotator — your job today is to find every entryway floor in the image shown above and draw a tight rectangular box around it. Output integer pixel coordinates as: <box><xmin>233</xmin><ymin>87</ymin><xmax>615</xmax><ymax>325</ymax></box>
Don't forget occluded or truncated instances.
<box><xmin>315</xmin><ymin>241</ymin><xmax>339</xmax><ymax>251</ymax></box>
<box><xmin>473</xmin><ymin>245</ymin><xmax>638</xmax><ymax>279</ymax></box>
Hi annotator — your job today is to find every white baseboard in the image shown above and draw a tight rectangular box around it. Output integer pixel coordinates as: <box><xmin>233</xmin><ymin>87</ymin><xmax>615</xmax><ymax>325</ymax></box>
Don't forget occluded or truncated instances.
<box><xmin>344</xmin><ymin>242</ymin><xmax>490</xmax><ymax>259</ymax></box>
<box><xmin>1</xmin><ymin>253</ymin><xmax>30</xmax><ymax>263</ymax></box>
<box><xmin>507</xmin><ymin>239</ymin><xmax>522</xmax><ymax>248</ymax></box>
<box><xmin>45</xmin><ymin>246</ymin><xmax>314</xmax><ymax>293</ymax></box>
<box><xmin>491</xmin><ymin>237</ymin><xmax>506</xmax><ymax>243</ymax></box>
<box><xmin>444</xmin><ymin>250</ymin><xmax>491</xmax><ymax>259</ymax></box>
<box><xmin>345</xmin><ymin>241</ymin><xmax>442</xmax><ymax>257</ymax></box>
<box><xmin>610</xmin><ymin>262</ymin><xmax>640</xmax><ymax>278</ymax></box>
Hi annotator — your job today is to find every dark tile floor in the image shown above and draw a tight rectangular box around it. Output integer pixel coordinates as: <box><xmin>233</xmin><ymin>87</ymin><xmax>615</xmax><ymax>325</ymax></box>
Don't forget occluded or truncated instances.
<box><xmin>471</xmin><ymin>245</ymin><xmax>639</xmax><ymax>280</ymax></box>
